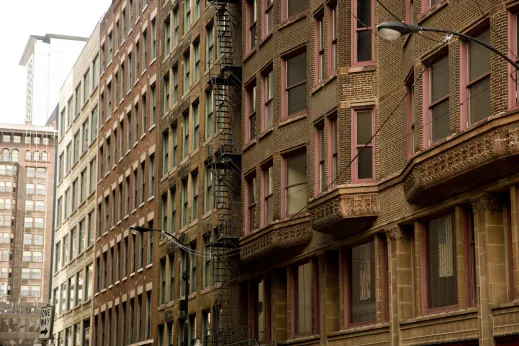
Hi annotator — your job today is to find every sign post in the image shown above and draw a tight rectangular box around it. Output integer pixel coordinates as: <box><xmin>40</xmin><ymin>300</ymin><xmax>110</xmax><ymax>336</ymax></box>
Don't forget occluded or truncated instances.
<box><xmin>38</xmin><ymin>305</ymin><xmax>53</xmax><ymax>341</ymax></box>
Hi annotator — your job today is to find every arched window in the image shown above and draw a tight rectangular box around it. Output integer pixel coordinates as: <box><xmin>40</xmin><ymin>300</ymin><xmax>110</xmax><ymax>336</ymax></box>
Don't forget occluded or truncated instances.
<box><xmin>1</xmin><ymin>150</ymin><xmax>9</xmax><ymax>162</ymax></box>
<box><xmin>33</xmin><ymin>152</ymin><xmax>40</xmax><ymax>161</ymax></box>
<box><xmin>11</xmin><ymin>150</ymin><xmax>18</xmax><ymax>163</ymax></box>
<box><xmin>25</xmin><ymin>151</ymin><xmax>31</xmax><ymax>161</ymax></box>
<box><xmin>41</xmin><ymin>152</ymin><xmax>48</xmax><ymax>162</ymax></box>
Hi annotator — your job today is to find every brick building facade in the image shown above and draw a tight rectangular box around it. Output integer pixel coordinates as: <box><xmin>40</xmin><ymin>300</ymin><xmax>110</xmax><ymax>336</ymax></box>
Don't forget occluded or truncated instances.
<box><xmin>92</xmin><ymin>0</ymin><xmax>160</xmax><ymax>345</ymax></box>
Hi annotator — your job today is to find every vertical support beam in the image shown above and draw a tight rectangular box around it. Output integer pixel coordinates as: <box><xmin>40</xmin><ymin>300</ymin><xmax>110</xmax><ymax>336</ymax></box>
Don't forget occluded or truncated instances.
<box><xmin>470</xmin><ymin>193</ymin><xmax>505</xmax><ymax>346</ymax></box>
<box><xmin>510</xmin><ymin>185</ymin><xmax>519</xmax><ymax>299</ymax></box>
<box><xmin>455</xmin><ymin>206</ymin><xmax>467</xmax><ymax>310</ymax></box>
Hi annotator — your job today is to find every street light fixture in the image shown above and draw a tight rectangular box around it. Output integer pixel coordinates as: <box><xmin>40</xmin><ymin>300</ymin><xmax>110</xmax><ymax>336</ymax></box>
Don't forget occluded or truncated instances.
<box><xmin>376</xmin><ymin>21</ymin><xmax>519</xmax><ymax>71</ymax></box>
<box><xmin>129</xmin><ymin>225</ymin><xmax>190</xmax><ymax>345</ymax></box>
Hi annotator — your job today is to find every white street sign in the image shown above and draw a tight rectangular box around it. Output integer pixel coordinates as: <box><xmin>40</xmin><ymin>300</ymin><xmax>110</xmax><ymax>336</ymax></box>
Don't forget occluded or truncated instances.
<box><xmin>38</xmin><ymin>305</ymin><xmax>53</xmax><ymax>341</ymax></box>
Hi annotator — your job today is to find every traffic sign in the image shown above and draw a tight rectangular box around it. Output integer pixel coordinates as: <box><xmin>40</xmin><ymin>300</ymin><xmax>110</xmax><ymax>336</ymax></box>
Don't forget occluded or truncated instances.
<box><xmin>38</xmin><ymin>305</ymin><xmax>53</xmax><ymax>341</ymax></box>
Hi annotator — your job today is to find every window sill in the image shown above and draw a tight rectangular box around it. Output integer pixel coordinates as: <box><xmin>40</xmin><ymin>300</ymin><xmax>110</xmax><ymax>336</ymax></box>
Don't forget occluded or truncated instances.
<box><xmin>260</xmin><ymin>32</ymin><xmax>273</xmax><ymax>48</ymax></box>
<box><xmin>126</xmin><ymin>149</ymin><xmax>131</xmax><ymax>156</ymax></box>
<box><xmin>139</xmin><ymin>202</ymin><xmax>145</xmax><ymax>209</ymax></box>
<box><xmin>279</xmin><ymin>112</ymin><xmax>307</xmax><ymax>128</ymax></box>
<box><xmin>110</xmin><ymin>226</ymin><xmax>115</xmax><ymax>231</ymax></box>
<box><xmin>114</xmin><ymin>280</ymin><xmax>120</xmax><ymax>286</ymax></box>
<box><xmin>418</xmin><ymin>0</ymin><xmax>449</xmax><ymax>25</ymax></box>
<box><xmin>140</xmin><ymin>132</ymin><xmax>146</xmax><ymax>140</ymax></box>
<box><xmin>122</xmin><ymin>276</ymin><xmax>128</xmax><ymax>282</ymax></box>
<box><xmin>148</xmin><ymin>124</ymin><xmax>156</xmax><ymax>132</ymax></box>
<box><xmin>147</xmin><ymin>195</ymin><xmax>155</xmax><ymax>202</ymax></box>
<box><xmin>279</xmin><ymin>10</ymin><xmax>308</xmax><ymax>32</ymax></box>
<box><xmin>202</xmin><ymin>210</ymin><xmax>214</xmax><ymax>220</ymax></box>
<box><xmin>133</xmin><ymin>141</ymin><xmax>138</xmax><ymax>148</ymax></box>
<box><xmin>243</xmin><ymin>139</ymin><xmax>256</xmax><ymax>152</ymax></box>
<box><xmin>130</xmin><ymin>272</ymin><xmax>136</xmax><ymax>278</ymax></box>
<box><xmin>108</xmin><ymin>284</ymin><xmax>113</xmax><ymax>290</ymax></box>
<box><xmin>132</xmin><ymin>208</ymin><xmax>137</xmax><ymax>214</ymax></box>
<box><xmin>146</xmin><ymin>263</ymin><xmax>153</xmax><ymax>269</ymax></box>
<box><xmin>137</xmin><ymin>268</ymin><xmax>144</xmax><ymax>273</ymax></box>
<box><xmin>124</xmin><ymin>214</ymin><xmax>130</xmax><ymax>220</ymax></box>
<box><xmin>347</xmin><ymin>65</ymin><xmax>376</xmax><ymax>74</ymax></box>
<box><xmin>243</xmin><ymin>47</ymin><xmax>257</xmax><ymax>63</ymax></box>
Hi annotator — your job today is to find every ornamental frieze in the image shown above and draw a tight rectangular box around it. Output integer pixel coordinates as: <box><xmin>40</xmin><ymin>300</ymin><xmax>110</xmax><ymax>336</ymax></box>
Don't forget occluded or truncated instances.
<box><xmin>309</xmin><ymin>192</ymin><xmax>379</xmax><ymax>231</ymax></box>
<box><xmin>240</xmin><ymin>220</ymin><xmax>312</xmax><ymax>261</ymax></box>
<box><xmin>404</xmin><ymin>123</ymin><xmax>519</xmax><ymax>204</ymax></box>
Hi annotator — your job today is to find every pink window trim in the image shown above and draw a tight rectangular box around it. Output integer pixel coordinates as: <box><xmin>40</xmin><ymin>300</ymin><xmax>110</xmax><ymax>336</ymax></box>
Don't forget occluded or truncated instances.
<box><xmin>281</xmin><ymin>52</ymin><xmax>307</xmax><ymax>120</ymax></box>
<box><xmin>245</xmin><ymin>83</ymin><xmax>256</xmax><ymax>143</ymax></box>
<box><xmin>420</xmin><ymin>0</ymin><xmax>444</xmax><ymax>15</ymax></box>
<box><xmin>351</xmin><ymin>108</ymin><xmax>375</xmax><ymax>184</ymax></box>
<box><xmin>262</xmin><ymin>0</ymin><xmax>274</xmax><ymax>40</ymax></box>
<box><xmin>405</xmin><ymin>0</ymin><xmax>413</xmax><ymax>23</ymax></box>
<box><xmin>327</xmin><ymin>114</ymin><xmax>337</xmax><ymax>188</ymax></box>
<box><xmin>351</xmin><ymin>0</ymin><xmax>375</xmax><ymax>67</ymax></box>
<box><xmin>380</xmin><ymin>237</ymin><xmax>389</xmax><ymax>322</ymax></box>
<box><xmin>261</xmin><ymin>67</ymin><xmax>273</xmax><ymax>131</ymax></box>
<box><xmin>508</xmin><ymin>12</ymin><xmax>519</xmax><ymax>111</ymax></box>
<box><xmin>280</xmin><ymin>0</ymin><xmax>306</xmax><ymax>24</ymax></box>
<box><xmin>245</xmin><ymin>0</ymin><xmax>256</xmax><ymax>54</ymax></box>
<box><xmin>327</xmin><ymin>3</ymin><xmax>337</xmax><ymax>77</ymax></box>
<box><xmin>290</xmin><ymin>260</ymin><xmax>318</xmax><ymax>338</ymax></box>
<box><xmin>313</xmin><ymin>14</ymin><xmax>322</xmax><ymax>87</ymax></box>
<box><xmin>422</xmin><ymin>69</ymin><xmax>431</xmax><ymax>149</ymax></box>
<box><xmin>314</xmin><ymin>124</ymin><xmax>324</xmax><ymax>196</ymax></box>
<box><xmin>260</xmin><ymin>166</ymin><xmax>266</xmax><ymax>228</ymax></box>
<box><xmin>280</xmin><ymin>156</ymin><xmax>288</xmax><ymax>219</ymax></box>
<box><xmin>419</xmin><ymin>222</ymin><xmax>459</xmax><ymax>315</ymax></box>
<box><xmin>459</xmin><ymin>41</ymin><xmax>469</xmax><ymax>130</ymax></box>
<box><xmin>406</xmin><ymin>83</ymin><xmax>415</xmax><ymax>159</ymax></box>
<box><xmin>462</xmin><ymin>209</ymin><xmax>475</xmax><ymax>308</ymax></box>
<box><xmin>244</xmin><ymin>177</ymin><xmax>252</xmax><ymax>235</ymax></box>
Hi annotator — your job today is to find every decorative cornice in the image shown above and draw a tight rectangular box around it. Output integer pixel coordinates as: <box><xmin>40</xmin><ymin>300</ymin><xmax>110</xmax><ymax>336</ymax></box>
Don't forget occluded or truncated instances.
<box><xmin>470</xmin><ymin>193</ymin><xmax>503</xmax><ymax>216</ymax></box>
<box><xmin>404</xmin><ymin>122</ymin><xmax>519</xmax><ymax>203</ymax></box>
<box><xmin>240</xmin><ymin>219</ymin><xmax>312</xmax><ymax>261</ymax></box>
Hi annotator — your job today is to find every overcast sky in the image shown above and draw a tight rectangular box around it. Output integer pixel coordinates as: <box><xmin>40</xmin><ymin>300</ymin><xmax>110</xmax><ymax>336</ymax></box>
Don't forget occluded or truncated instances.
<box><xmin>0</xmin><ymin>0</ymin><xmax>110</xmax><ymax>125</ymax></box>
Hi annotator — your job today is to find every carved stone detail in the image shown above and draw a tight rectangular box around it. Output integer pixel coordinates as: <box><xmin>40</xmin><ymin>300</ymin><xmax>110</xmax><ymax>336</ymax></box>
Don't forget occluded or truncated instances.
<box><xmin>240</xmin><ymin>221</ymin><xmax>313</xmax><ymax>261</ymax></box>
<box><xmin>404</xmin><ymin>123</ymin><xmax>519</xmax><ymax>203</ymax></box>
<box><xmin>310</xmin><ymin>193</ymin><xmax>379</xmax><ymax>231</ymax></box>
<box><xmin>470</xmin><ymin>193</ymin><xmax>503</xmax><ymax>217</ymax></box>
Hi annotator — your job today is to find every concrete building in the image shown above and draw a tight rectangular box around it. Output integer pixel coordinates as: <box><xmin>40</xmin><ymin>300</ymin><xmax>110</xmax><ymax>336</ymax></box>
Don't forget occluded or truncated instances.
<box><xmin>19</xmin><ymin>34</ymin><xmax>88</xmax><ymax>126</ymax></box>
<box><xmin>0</xmin><ymin>122</ymin><xmax>56</xmax><ymax>344</ymax></box>
<box><xmin>92</xmin><ymin>0</ymin><xmax>160</xmax><ymax>345</ymax></box>
<box><xmin>51</xmin><ymin>24</ymin><xmax>100</xmax><ymax>346</ymax></box>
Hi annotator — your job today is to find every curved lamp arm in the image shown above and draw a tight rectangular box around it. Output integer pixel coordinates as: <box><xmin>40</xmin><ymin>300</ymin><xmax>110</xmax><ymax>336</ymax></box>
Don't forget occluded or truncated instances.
<box><xmin>129</xmin><ymin>225</ymin><xmax>183</xmax><ymax>245</ymax></box>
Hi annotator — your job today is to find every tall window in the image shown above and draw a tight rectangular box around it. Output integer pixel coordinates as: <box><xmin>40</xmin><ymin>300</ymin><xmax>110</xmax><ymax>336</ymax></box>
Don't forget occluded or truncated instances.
<box><xmin>205</xmin><ymin>90</ymin><xmax>214</xmax><ymax>139</ymax></box>
<box><xmin>348</xmin><ymin>241</ymin><xmax>375</xmax><ymax>324</ymax></box>
<box><xmin>466</xmin><ymin>29</ymin><xmax>490</xmax><ymax>125</ymax></box>
<box><xmin>151</xmin><ymin>19</ymin><xmax>156</xmax><ymax>60</ymax></box>
<box><xmin>150</xmin><ymin>85</ymin><xmax>156</xmax><ymax>126</ymax></box>
<box><xmin>329</xmin><ymin>115</ymin><xmax>338</xmax><ymax>186</ymax></box>
<box><xmin>184</xmin><ymin>51</ymin><xmax>191</xmax><ymax>94</ymax></box>
<box><xmin>181</xmin><ymin>179</ymin><xmax>188</xmax><ymax>227</ymax></box>
<box><xmin>160</xmin><ymin>258</ymin><xmax>166</xmax><ymax>304</ymax></box>
<box><xmin>263</xmin><ymin>69</ymin><xmax>274</xmax><ymax>130</ymax></box>
<box><xmin>246</xmin><ymin>175</ymin><xmax>256</xmax><ymax>233</ymax></box>
<box><xmin>316</xmin><ymin>122</ymin><xmax>325</xmax><ymax>193</ymax></box>
<box><xmin>286</xmin><ymin>0</ymin><xmax>306</xmax><ymax>19</ymax></box>
<box><xmin>353</xmin><ymin>109</ymin><xmax>374</xmax><ymax>182</ymax></box>
<box><xmin>315</xmin><ymin>11</ymin><xmax>325</xmax><ymax>83</ymax></box>
<box><xmin>189</xmin><ymin>242</ymin><xmax>197</xmax><ymax>292</ymax></box>
<box><xmin>284</xmin><ymin>52</ymin><xmax>306</xmax><ymax>117</ymax></box>
<box><xmin>264</xmin><ymin>0</ymin><xmax>274</xmax><ymax>37</ymax></box>
<box><xmin>193</xmin><ymin>40</ymin><xmax>200</xmax><ymax>84</ymax></box>
<box><xmin>285</xmin><ymin>153</ymin><xmax>307</xmax><ymax>216</ymax></box>
<box><xmin>247</xmin><ymin>0</ymin><xmax>257</xmax><ymax>52</ymax></box>
<box><xmin>204</xmin><ymin>167</ymin><xmax>213</xmax><ymax>212</ymax></box>
<box><xmin>162</xmin><ymin>131</ymin><xmax>169</xmax><ymax>175</ymax></box>
<box><xmin>184</xmin><ymin>0</ymin><xmax>191</xmax><ymax>32</ymax></box>
<box><xmin>172</xmin><ymin>125</ymin><xmax>178</xmax><ymax>167</ymax></box>
<box><xmin>173</xmin><ymin>9</ymin><xmax>179</xmax><ymax>49</ymax></box>
<box><xmin>425</xmin><ymin>214</ymin><xmax>457</xmax><ymax>309</ymax></box>
<box><xmin>149</xmin><ymin>155</ymin><xmax>155</xmax><ymax>198</ymax></box>
<box><xmin>191</xmin><ymin>172</ymin><xmax>198</xmax><ymax>221</ymax></box>
<box><xmin>140</xmin><ymin>162</ymin><xmax>146</xmax><ymax>204</ymax></box>
<box><xmin>428</xmin><ymin>56</ymin><xmax>449</xmax><ymax>144</ymax></box>
<box><xmin>353</xmin><ymin>0</ymin><xmax>373</xmax><ymax>64</ymax></box>
<box><xmin>263</xmin><ymin>164</ymin><xmax>273</xmax><ymax>225</ymax></box>
<box><xmin>192</xmin><ymin>103</ymin><xmax>199</xmax><ymax>150</ymax></box>
<box><xmin>247</xmin><ymin>83</ymin><xmax>257</xmax><ymax>142</ymax></box>
<box><xmin>206</xmin><ymin>25</ymin><xmax>214</xmax><ymax>70</ymax></box>
<box><xmin>329</xmin><ymin>3</ymin><xmax>337</xmax><ymax>74</ymax></box>
<box><xmin>141</xmin><ymin>94</ymin><xmax>147</xmax><ymax>136</ymax></box>
<box><xmin>164</xmin><ymin>16</ymin><xmax>171</xmax><ymax>55</ymax></box>
<box><xmin>406</xmin><ymin>75</ymin><xmax>416</xmax><ymax>157</ymax></box>
<box><xmin>183</xmin><ymin>112</ymin><xmax>190</xmax><ymax>158</ymax></box>
<box><xmin>173</xmin><ymin>67</ymin><xmax>179</xmax><ymax>105</ymax></box>
<box><xmin>293</xmin><ymin>261</ymin><xmax>316</xmax><ymax>335</ymax></box>
<box><xmin>163</xmin><ymin>73</ymin><xmax>170</xmax><ymax>113</ymax></box>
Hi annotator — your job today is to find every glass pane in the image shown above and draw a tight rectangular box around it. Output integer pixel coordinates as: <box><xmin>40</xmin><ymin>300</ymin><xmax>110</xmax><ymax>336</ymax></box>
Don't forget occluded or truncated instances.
<box><xmin>350</xmin><ymin>241</ymin><xmax>375</xmax><ymax>323</ymax></box>
<box><xmin>288</xmin><ymin>0</ymin><xmax>306</xmax><ymax>18</ymax></box>
<box><xmin>428</xmin><ymin>214</ymin><xmax>457</xmax><ymax>309</ymax></box>
<box><xmin>296</xmin><ymin>262</ymin><xmax>312</xmax><ymax>334</ymax></box>
<box><xmin>469</xmin><ymin>29</ymin><xmax>490</xmax><ymax>81</ymax></box>
<box><xmin>287</xmin><ymin>53</ymin><xmax>306</xmax><ymax>86</ymax></box>
<box><xmin>357</xmin><ymin>0</ymin><xmax>371</xmax><ymax>27</ymax></box>
<box><xmin>287</xmin><ymin>184</ymin><xmax>307</xmax><ymax>214</ymax></box>
<box><xmin>357</xmin><ymin>147</ymin><xmax>373</xmax><ymax>180</ymax></box>
<box><xmin>287</xmin><ymin>154</ymin><xmax>306</xmax><ymax>186</ymax></box>
<box><xmin>431</xmin><ymin>99</ymin><xmax>450</xmax><ymax>142</ymax></box>
<box><xmin>469</xmin><ymin>77</ymin><xmax>490</xmax><ymax>124</ymax></box>
<box><xmin>288</xmin><ymin>83</ymin><xmax>306</xmax><ymax>114</ymax></box>
<box><xmin>431</xmin><ymin>56</ymin><xmax>449</xmax><ymax>102</ymax></box>
<box><xmin>357</xmin><ymin>111</ymin><xmax>372</xmax><ymax>144</ymax></box>
<box><xmin>357</xmin><ymin>30</ymin><xmax>372</xmax><ymax>62</ymax></box>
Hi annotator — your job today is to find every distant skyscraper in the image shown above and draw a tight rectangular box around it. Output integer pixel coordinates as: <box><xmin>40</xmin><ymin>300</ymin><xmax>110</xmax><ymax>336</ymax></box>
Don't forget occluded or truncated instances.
<box><xmin>19</xmin><ymin>34</ymin><xmax>88</xmax><ymax>126</ymax></box>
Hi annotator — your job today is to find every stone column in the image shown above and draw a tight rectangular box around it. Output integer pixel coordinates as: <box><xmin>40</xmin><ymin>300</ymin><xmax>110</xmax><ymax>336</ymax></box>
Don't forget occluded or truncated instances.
<box><xmin>385</xmin><ymin>226</ymin><xmax>413</xmax><ymax>346</ymax></box>
<box><xmin>470</xmin><ymin>193</ymin><xmax>505</xmax><ymax>346</ymax></box>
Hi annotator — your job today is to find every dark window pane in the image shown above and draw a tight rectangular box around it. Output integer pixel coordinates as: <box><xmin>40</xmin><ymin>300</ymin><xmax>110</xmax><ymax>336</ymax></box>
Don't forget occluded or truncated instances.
<box><xmin>431</xmin><ymin>56</ymin><xmax>449</xmax><ymax>102</ymax></box>
<box><xmin>296</xmin><ymin>262</ymin><xmax>312</xmax><ymax>333</ymax></box>
<box><xmin>287</xmin><ymin>154</ymin><xmax>306</xmax><ymax>186</ymax></box>
<box><xmin>287</xmin><ymin>83</ymin><xmax>306</xmax><ymax>114</ymax></box>
<box><xmin>469</xmin><ymin>30</ymin><xmax>490</xmax><ymax>81</ymax></box>
<box><xmin>287</xmin><ymin>53</ymin><xmax>306</xmax><ymax>86</ymax></box>
<box><xmin>431</xmin><ymin>99</ymin><xmax>449</xmax><ymax>142</ymax></box>
<box><xmin>357</xmin><ymin>0</ymin><xmax>371</xmax><ymax>27</ymax></box>
<box><xmin>469</xmin><ymin>76</ymin><xmax>490</xmax><ymax>124</ymax></box>
<box><xmin>357</xmin><ymin>111</ymin><xmax>372</xmax><ymax>144</ymax></box>
<box><xmin>427</xmin><ymin>214</ymin><xmax>457</xmax><ymax>309</ymax></box>
<box><xmin>350</xmin><ymin>241</ymin><xmax>375</xmax><ymax>323</ymax></box>
<box><xmin>288</xmin><ymin>0</ymin><xmax>306</xmax><ymax>18</ymax></box>
<box><xmin>357</xmin><ymin>30</ymin><xmax>372</xmax><ymax>62</ymax></box>
<box><xmin>357</xmin><ymin>147</ymin><xmax>373</xmax><ymax>179</ymax></box>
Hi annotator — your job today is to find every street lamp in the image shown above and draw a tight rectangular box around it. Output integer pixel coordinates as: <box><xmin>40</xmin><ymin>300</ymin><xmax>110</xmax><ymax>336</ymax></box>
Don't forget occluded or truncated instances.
<box><xmin>129</xmin><ymin>225</ymin><xmax>190</xmax><ymax>345</ymax></box>
<box><xmin>376</xmin><ymin>21</ymin><xmax>519</xmax><ymax>71</ymax></box>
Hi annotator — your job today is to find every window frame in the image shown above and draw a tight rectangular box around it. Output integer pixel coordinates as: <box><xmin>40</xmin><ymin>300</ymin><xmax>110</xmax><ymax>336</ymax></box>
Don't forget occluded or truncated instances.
<box><xmin>290</xmin><ymin>259</ymin><xmax>319</xmax><ymax>338</ymax></box>
<box><xmin>351</xmin><ymin>0</ymin><xmax>375</xmax><ymax>66</ymax></box>
<box><xmin>245</xmin><ymin>173</ymin><xmax>257</xmax><ymax>234</ymax></box>
<box><xmin>262</xmin><ymin>66</ymin><xmax>274</xmax><ymax>131</ymax></box>
<box><xmin>314</xmin><ymin>120</ymin><xmax>326</xmax><ymax>195</ymax></box>
<box><xmin>282</xmin><ymin>50</ymin><xmax>307</xmax><ymax>119</ymax></box>
<box><xmin>327</xmin><ymin>2</ymin><xmax>337</xmax><ymax>76</ymax></box>
<box><xmin>246</xmin><ymin>0</ymin><xmax>258</xmax><ymax>54</ymax></box>
<box><xmin>246</xmin><ymin>81</ymin><xmax>257</xmax><ymax>142</ymax></box>
<box><xmin>281</xmin><ymin>150</ymin><xmax>307</xmax><ymax>218</ymax></box>
<box><xmin>314</xmin><ymin>9</ymin><xmax>325</xmax><ymax>85</ymax></box>
<box><xmin>351</xmin><ymin>108</ymin><xmax>375</xmax><ymax>183</ymax></box>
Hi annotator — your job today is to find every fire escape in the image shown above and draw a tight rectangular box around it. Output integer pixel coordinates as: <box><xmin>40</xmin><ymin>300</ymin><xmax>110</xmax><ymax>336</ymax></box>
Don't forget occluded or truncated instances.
<box><xmin>205</xmin><ymin>0</ymin><xmax>244</xmax><ymax>345</ymax></box>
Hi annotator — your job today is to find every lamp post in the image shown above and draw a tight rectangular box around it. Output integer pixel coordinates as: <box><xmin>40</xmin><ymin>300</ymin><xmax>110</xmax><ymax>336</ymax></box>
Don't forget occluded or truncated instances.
<box><xmin>376</xmin><ymin>21</ymin><xmax>519</xmax><ymax>71</ymax></box>
<box><xmin>129</xmin><ymin>226</ymin><xmax>189</xmax><ymax>346</ymax></box>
